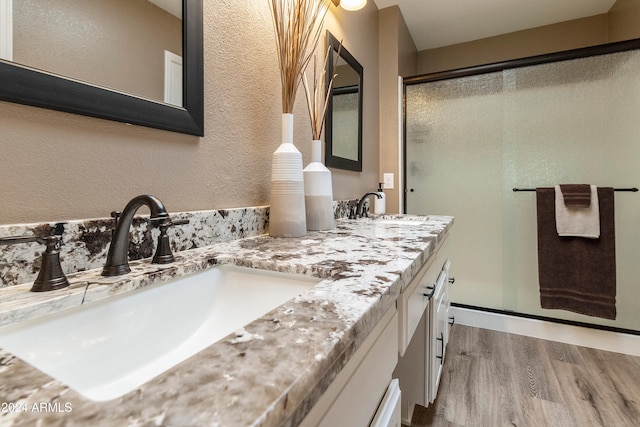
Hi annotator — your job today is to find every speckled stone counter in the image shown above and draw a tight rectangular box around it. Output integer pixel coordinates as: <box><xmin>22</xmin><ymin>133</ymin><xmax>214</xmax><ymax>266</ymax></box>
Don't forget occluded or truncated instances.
<box><xmin>0</xmin><ymin>215</ymin><xmax>453</xmax><ymax>427</ymax></box>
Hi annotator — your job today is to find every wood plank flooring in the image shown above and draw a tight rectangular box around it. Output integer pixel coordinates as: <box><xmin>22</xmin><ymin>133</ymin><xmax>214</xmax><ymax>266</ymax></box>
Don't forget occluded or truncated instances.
<box><xmin>409</xmin><ymin>325</ymin><xmax>640</xmax><ymax>427</ymax></box>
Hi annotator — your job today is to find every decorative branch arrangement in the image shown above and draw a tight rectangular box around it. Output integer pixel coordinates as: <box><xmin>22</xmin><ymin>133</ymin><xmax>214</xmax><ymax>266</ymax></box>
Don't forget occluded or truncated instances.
<box><xmin>268</xmin><ymin>0</ymin><xmax>331</xmax><ymax>113</ymax></box>
<box><xmin>302</xmin><ymin>43</ymin><xmax>341</xmax><ymax>140</ymax></box>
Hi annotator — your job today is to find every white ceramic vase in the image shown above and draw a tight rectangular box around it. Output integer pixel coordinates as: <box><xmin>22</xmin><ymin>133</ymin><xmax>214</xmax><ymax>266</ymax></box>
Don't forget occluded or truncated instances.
<box><xmin>303</xmin><ymin>139</ymin><xmax>335</xmax><ymax>231</ymax></box>
<box><xmin>269</xmin><ymin>113</ymin><xmax>307</xmax><ymax>237</ymax></box>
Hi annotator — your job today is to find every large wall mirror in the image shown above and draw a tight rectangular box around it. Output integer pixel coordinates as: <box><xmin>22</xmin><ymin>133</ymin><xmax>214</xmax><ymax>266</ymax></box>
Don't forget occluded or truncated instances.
<box><xmin>0</xmin><ymin>0</ymin><xmax>203</xmax><ymax>136</ymax></box>
<box><xmin>325</xmin><ymin>31</ymin><xmax>363</xmax><ymax>171</ymax></box>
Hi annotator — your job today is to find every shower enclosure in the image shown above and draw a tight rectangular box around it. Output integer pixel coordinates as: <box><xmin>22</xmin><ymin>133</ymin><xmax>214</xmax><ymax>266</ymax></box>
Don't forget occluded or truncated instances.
<box><xmin>404</xmin><ymin>40</ymin><xmax>640</xmax><ymax>331</ymax></box>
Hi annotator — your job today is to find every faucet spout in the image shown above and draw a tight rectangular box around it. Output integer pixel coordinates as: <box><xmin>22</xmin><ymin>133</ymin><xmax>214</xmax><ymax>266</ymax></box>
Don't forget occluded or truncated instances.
<box><xmin>102</xmin><ymin>195</ymin><xmax>170</xmax><ymax>276</ymax></box>
<box><xmin>356</xmin><ymin>192</ymin><xmax>383</xmax><ymax>218</ymax></box>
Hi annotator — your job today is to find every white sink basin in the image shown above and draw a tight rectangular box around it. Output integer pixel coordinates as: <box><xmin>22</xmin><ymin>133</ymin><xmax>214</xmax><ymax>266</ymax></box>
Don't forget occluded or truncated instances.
<box><xmin>0</xmin><ymin>265</ymin><xmax>319</xmax><ymax>401</ymax></box>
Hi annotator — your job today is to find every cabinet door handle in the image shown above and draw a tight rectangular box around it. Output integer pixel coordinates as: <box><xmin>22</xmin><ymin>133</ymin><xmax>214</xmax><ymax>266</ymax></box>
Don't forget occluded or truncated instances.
<box><xmin>448</xmin><ymin>277</ymin><xmax>455</xmax><ymax>284</ymax></box>
<box><xmin>436</xmin><ymin>332</ymin><xmax>444</xmax><ymax>364</ymax></box>
<box><xmin>448</xmin><ymin>316</ymin><xmax>455</xmax><ymax>326</ymax></box>
<box><xmin>423</xmin><ymin>285</ymin><xmax>435</xmax><ymax>299</ymax></box>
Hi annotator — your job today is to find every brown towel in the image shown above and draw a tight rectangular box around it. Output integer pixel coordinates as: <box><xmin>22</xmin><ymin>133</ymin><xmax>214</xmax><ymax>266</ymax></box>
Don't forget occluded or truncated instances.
<box><xmin>560</xmin><ymin>184</ymin><xmax>591</xmax><ymax>208</ymax></box>
<box><xmin>536</xmin><ymin>187</ymin><xmax>616</xmax><ymax>320</ymax></box>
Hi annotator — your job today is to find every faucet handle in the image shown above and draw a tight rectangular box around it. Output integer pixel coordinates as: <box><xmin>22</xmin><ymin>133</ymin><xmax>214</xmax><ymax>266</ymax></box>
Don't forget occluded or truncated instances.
<box><xmin>0</xmin><ymin>235</ymin><xmax>40</xmax><ymax>246</ymax></box>
<box><xmin>349</xmin><ymin>206</ymin><xmax>358</xmax><ymax>219</ymax></box>
<box><xmin>152</xmin><ymin>218</ymin><xmax>190</xmax><ymax>264</ymax></box>
<box><xmin>109</xmin><ymin>211</ymin><xmax>121</xmax><ymax>238</ymax></box>
<box><xmin>0</xmin><ymin>234</ymin><xmax>69</xmax><ymax>292</ymax></box>
<box><xmin>149</xmin><ymin>214</ymin><xmax>171</xmax><ymax>224</ymax></box>
<box><xmin>31</xmin><ymin>235</ymin><xmax>70</xmax><ymax>292</ymax></box>
<box><xmin>167</xmin><ymin>219</ymin><xmax>189</xmax><ymax>227</ymax></box>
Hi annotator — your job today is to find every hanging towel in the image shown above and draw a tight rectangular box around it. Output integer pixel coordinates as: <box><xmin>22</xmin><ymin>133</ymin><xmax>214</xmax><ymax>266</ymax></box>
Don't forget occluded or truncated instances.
<box><xmin>555</xmin><ymin>185</ymin><xmax>600</xmax><ymax>238</ymax></box>
<box><xmin>559</xmin><ymin>184</ymin><xmax>591</xmax><ymax>208</ymax></box>
<box><xmin>536</xmin><ymin>187</ymin><xmax>616</xmax><ymax>320</ymax></box>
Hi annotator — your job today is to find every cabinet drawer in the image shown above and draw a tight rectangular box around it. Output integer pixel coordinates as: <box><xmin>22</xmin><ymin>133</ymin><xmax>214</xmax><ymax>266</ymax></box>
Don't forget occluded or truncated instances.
<box><xmin>398</xmin><ymin>256</ymin><xmax>440</xmax><ymax>356</ymax></box>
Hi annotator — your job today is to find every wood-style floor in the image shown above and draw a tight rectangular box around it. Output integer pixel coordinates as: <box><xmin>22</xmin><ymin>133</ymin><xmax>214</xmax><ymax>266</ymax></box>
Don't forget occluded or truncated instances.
<box><xmin>409</xmin><ymin>324</ymin><xmax>640</xmax><ymax>427</ymax></box>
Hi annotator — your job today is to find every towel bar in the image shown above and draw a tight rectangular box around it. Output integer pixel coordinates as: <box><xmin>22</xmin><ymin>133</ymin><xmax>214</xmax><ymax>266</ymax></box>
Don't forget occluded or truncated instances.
<box><xmin>512</xmin><ymin>187</ymin><xmax>638</xmax><ymax>192</ymax></box>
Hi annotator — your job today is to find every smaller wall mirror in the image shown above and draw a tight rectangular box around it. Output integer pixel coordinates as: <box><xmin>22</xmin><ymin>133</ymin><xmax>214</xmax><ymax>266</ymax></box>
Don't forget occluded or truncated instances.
<box><xmin>325</xmin><ymin>31</ymin><xmax>363</xmax><ymax>171</ymax></box>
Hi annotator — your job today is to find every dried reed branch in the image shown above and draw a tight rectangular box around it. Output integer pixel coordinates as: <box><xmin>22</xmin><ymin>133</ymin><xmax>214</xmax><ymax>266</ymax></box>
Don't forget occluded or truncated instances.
<box><xmin>302</xmin><ymin>43</ymin><xmax>341</xmax><ymax>140</ymax></box>
<box><xmin>269</xmin><ymin>0</ymin><xmax>330</xmax><ymax>113</ymax></box>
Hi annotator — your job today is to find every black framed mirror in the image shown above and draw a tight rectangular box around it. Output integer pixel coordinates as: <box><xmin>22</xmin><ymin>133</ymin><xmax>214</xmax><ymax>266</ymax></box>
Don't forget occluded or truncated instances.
<box><xmin>0</xmin><ymin>0</ymin><xmax>204</xmax><ymax>136</ymax></box>
<box><xmin>325</xmin><ymin>31</ymin><xmax>363</xmax><ymax>171</ymax></box>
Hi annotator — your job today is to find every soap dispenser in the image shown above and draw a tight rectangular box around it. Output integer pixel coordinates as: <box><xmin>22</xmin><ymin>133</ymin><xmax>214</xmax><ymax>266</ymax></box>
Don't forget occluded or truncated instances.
<box><xmin>374</xmin><ymin>182</ymin><xmax>386</xmax><ymax>215</ymax></box>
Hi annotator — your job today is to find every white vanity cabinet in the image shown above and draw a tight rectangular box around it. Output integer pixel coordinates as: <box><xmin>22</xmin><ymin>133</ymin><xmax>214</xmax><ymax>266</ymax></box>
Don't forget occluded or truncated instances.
<box><xmin>300</xmin><ymin>227</ymin><xmax>453</xmax><ymax>427</ymax></box>
<box><xmin>299</xmin><ymin>307</ymin><xmax>400</xmax><ymax>427</ymax></box>
<box><xmin>393</xmin><ymin>233</ymin><xmax>453</xmax><ymax>424</ymax></box>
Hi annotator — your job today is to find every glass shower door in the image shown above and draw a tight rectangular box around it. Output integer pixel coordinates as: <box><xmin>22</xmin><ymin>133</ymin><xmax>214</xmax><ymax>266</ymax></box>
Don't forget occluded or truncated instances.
<box><xmin>405</xmin><ymin>72</ymin><xmax>506</xmax><ymax>310</ymax></box>
<box><xmin>404</xmin><ymin>49</ymin><xmax>640</xmax><ymax>330</ymax></box>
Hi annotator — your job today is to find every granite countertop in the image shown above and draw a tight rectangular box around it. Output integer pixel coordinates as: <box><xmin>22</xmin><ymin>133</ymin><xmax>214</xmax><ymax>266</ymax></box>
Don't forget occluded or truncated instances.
<box><xmin>0</xmin><ymin>215</ymin><xmax>453</xmax><ymax>427</ymax></box>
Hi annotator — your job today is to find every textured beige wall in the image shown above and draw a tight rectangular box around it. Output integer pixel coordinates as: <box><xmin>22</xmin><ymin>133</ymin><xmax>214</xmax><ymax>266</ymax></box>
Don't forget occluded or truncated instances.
<box><xmin>417</xmin><ymin>15</ymin><xmax>609</xmax><ymax>75</ymax></box>
<box><xmin>0</xmin><ymin>2</ymin><xmax>379</xmax><ymax>225</ymax></box>
<box><xmin>609</xmin><ymin>0</ymin><xmax>640</xmax><ymax>42</ymax></box>
<box><xmin>378</xmin><ymin>6</ymin><xmax>417</xmax><ymax>213</ymax></box>
<box><xmin>397</xmin><ymin>10</ymin><xmax>417</xmax><ymax>78</ymax></box>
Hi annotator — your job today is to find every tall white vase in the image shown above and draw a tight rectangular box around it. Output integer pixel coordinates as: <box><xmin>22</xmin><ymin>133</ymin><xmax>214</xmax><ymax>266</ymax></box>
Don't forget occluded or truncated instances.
<box><xmin>269</xmin><ymin>114</ymin><xmax>307</xmax><ymax>237</ymax></box>
<box><xmin>303</xmin><ymin>139</ymin><xmax>335</xmax><ymax>231</ymax></box>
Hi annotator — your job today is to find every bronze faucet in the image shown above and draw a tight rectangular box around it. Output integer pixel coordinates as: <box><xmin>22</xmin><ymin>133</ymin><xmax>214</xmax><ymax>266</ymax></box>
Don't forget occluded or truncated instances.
<box><xmin>356</xmin><ymin>192</ymin><xmax>383</xmax><ymax>218</ymax></box>
<box><xmin>0</xmin><ymin>235</ymin><xmax>69</xmax><ymax>292</ymax></box>
<box><xmin>102</xmin><ymin>195</ymin><xmax>170</xmax><ymax>276</ymax></box>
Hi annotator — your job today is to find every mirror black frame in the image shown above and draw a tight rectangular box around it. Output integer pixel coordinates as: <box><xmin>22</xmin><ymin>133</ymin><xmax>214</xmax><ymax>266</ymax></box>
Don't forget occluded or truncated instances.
<box><xmin>325</xmin><ymin>31</ymin><xmax>363</xmax><ymax>172</ymax></box>
<box><xmin>0</xmin><ymin>0</ymin><xmax>204</xmax><ymax>136</ymax></box>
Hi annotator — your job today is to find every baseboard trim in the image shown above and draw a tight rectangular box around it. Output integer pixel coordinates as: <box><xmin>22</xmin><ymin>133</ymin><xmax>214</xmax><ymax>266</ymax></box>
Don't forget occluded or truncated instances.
<box><xmin>401</xmin><ymin>409</ymin><xmax>413</xmax><ymax>427</ymax></box>
<box><xmin>451</xmin><ymin>306</ymin><xmax>640</xmax><ymax>357</ymax></box>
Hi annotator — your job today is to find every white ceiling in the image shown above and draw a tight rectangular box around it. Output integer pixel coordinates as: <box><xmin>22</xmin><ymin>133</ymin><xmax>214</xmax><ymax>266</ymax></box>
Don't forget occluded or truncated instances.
<box><xmin>372</xmin><ymin>0</ymin><xmax>617</xmax><ymax>51</ymax></box>
<box><xmin>149</xmin><ymin>0</ymin><xmax>182</xmax><ymax>20</ymax></box>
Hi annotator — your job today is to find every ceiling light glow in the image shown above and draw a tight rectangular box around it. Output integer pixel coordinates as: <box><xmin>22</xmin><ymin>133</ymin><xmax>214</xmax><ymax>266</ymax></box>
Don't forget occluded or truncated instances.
<box><xmin>340</xmin><ymin>0</ymin><xmax>367</xmax><ymax>11</ymax></box>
